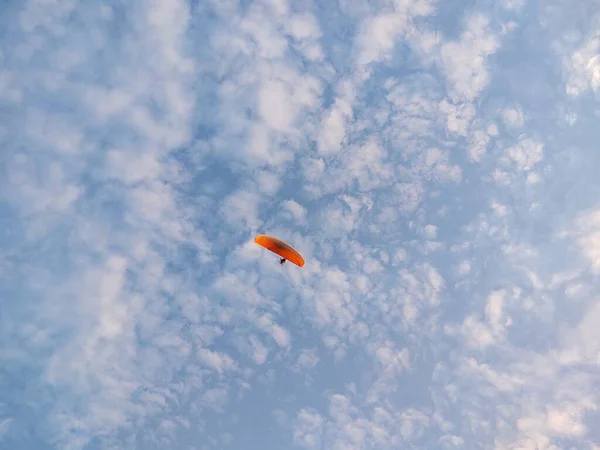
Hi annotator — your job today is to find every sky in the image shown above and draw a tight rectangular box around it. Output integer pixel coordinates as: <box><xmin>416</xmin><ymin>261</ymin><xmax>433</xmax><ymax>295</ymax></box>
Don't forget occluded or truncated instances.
<box><xmin>2</xmin><ymin>0</ymin><xmax>600</xmax><ymax>449</ymax></box>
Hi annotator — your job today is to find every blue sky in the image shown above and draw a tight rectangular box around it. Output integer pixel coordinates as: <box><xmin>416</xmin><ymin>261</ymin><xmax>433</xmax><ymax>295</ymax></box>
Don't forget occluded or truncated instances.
<box><xmin>2</xmin><ymin>0</ymin><xmax>600</xmax><ymax>448</ymax></box>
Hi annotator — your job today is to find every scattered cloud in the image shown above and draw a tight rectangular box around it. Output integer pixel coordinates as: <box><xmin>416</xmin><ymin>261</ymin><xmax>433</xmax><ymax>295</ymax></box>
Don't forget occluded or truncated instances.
<box><xmin>3</xmin><ymin>0</ymin><xmax>600</xmax><ymax>449</ymax></box>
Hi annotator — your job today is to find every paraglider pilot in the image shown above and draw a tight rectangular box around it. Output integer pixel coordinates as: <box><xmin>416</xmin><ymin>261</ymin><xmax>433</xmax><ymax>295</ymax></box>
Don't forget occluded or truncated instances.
<box><xmin>254</xmin><ymin>234</ymin><xmax>305</xmax><ymax>268</ymax></box>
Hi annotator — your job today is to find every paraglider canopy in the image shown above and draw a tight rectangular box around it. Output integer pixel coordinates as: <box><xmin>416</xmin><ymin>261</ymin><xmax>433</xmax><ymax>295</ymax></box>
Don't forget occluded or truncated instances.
<box><xmin>254</xmin><ymin>234</ymin><xmax>305</xmax><ymax>267</ymax></box>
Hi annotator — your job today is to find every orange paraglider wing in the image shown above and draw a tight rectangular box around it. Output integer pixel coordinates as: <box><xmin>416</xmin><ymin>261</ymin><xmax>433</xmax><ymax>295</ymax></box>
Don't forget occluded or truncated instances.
<box><xmin>254</xmin><ymin>234</ymin><xmax>305</xmax><ymax>267</ymax></box>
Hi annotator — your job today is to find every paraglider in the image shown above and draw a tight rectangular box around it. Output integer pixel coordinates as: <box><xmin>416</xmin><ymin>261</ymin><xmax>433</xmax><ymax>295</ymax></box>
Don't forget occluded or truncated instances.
<box><xmin>254</xmin><ymin>234</ymin><xmax>305</xmax><ymax>267</ymax></box>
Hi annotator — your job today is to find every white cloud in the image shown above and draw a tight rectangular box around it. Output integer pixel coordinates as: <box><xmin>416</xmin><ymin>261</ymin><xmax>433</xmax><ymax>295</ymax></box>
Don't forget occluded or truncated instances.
<box><xmin>202</xmin><ymin>387</ymin><xmax>229</xmax><ymax>413</ymax></box>
<box><xmin>254</xmin><ymin>169</ymin><xmax>282</xmax><ymax>196</ymax></box>
<box><xmin>282</xmin><ymin>199</ymin><xmax>307</xmax><ymax>224</ymax></box>
<box><xmin>456</xmin><ymin>260</ymin><xmax>471</xmax><ymax>276</ymax></box>
<box><xmin>356</xmin><ymin>0</ymin><xmax>435</xmax><ymax>69</ymax></box>
<box><xmin>106</xmin><ymin>150</ymin><xmax>163</xmax><ymax>184</ymax></box>
<box><xmin>499</xmin><ymin>0</ymin><xmax>525</xmax><ymax>10</ymax></box>
<box><xmin>293</xmin><ymin>409</ymin><xmax>323</xmax><ymax>449</ymax></box>
<box><xmin>439</xmin><ymin>100</ymin><xmax>476</xmax><ymax>136</ymax></box>
<box><xmin>289</xmin><ymin>14</ymin><xmax>321</xmax><ymax>41</ymax></box>
<box><xmin>439</xmin><ymin>13</ymin><xmax>500</xmax><ymax>102</ymax></box>
<box><xmin>564</xmin><ymin>27</ymin><xmax>600</xmax><ymax>96</ymax></box>
<box><xmin>269</xmin><ymin>323</ymin><xmax>291</xmax><ymax>348</ymax></box>
<box><xmin>5</xmin><ymin>0</ymin><xmax>600</xmax><ymax>448</ymax></box>
<box><xmin>296</xmin><ymin>348</ymin><xmax>319</xmax><ymax>371</ymax></box>
<box><xmin>423</xmin><ymin>224</ymin><xmax>438</xmax><ymax>239</ymax></box>
<box><xmin>574</xmin><ymin>208</ymin><xmax>600</xmax><ymax>274</ymax></box>
<box><xmin>502</xmin><ymin>107</ymin><xmax>526</xmax><ymax>128</ymax></box>
<box><xmin>258</xmin><ymin>80</ymin><xmax>296</xmax><ymax>132</ymax></box>
<box><xmin>317</xmin><ymin>80</ymin><xmax>355</xmax><ymax>155</ymax></box>
<box><xmin>197</xmin><ymin>349</ymin><xmax>237</xmax><ymax>374</ymax></box>
<box><xmin>503</xmin><ymin>138</ymin><xmax>544</xmax><ymax>171</ymax></box>
<box><xmin>287</xmin><ymin>13</ymin><xmax>324</xmax><ymax>61</ymax></box>
<box><xmin>219</xmin><ymin>189</ymin><xmax>263</xmax><ymax>231</ymax></box>
<box><xmin>374</xmin><ymin>344</ymin><xmax>410</xmax><ymax>373</ymax></box>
